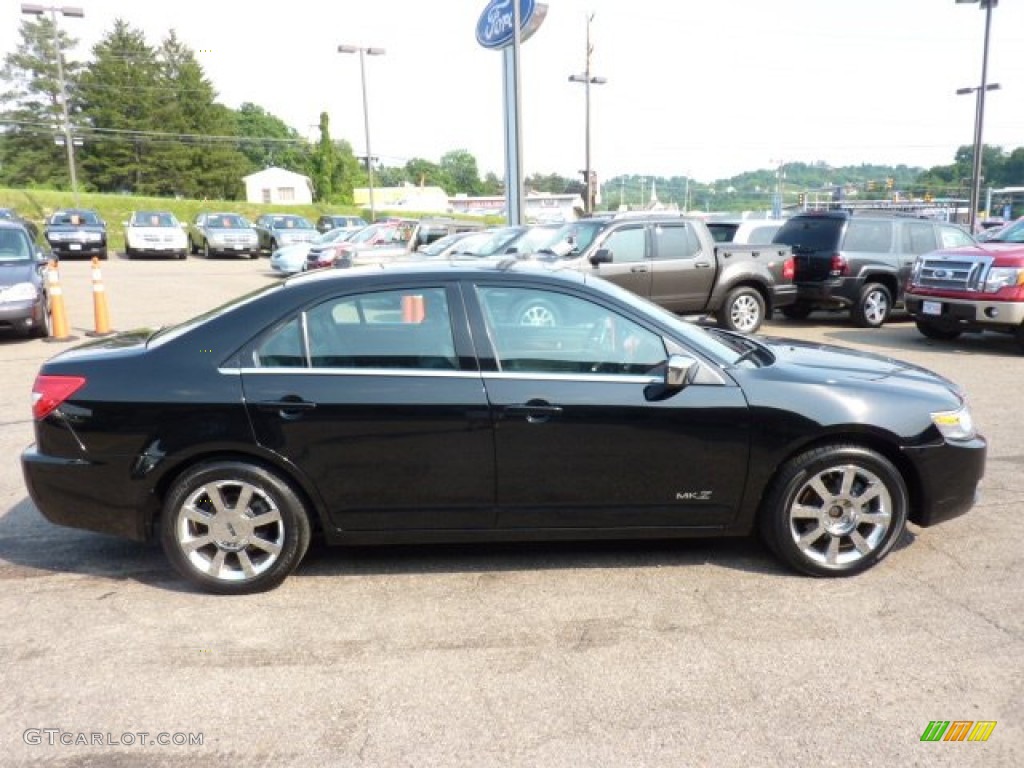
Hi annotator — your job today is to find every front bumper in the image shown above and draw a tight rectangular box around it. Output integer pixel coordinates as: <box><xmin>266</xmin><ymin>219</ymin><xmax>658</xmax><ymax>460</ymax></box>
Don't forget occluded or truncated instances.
<box><xmin>0</xmin><ymin>298</ymin><xmax>43</xmax><ymax>332</ymax></box>
<box><xmin>905</xmin><ymin>293</ymin><xmax>1024</xmax><ymax>330</ymax></box>
<box><xmin>48</xmin><ymin>241</ymin><xmax>106</xmax><ymax>259</ymax></box>
<box><xmin>903</xmin><ymin>434</ymin><xmax>987</xmax><ymax>527</ymax></box>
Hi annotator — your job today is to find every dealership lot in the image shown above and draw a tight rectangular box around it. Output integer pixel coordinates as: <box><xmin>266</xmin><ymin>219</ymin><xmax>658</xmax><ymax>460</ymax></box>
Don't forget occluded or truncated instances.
<box><xmin>1</xmin><ymin>255</ymin><xmax>1021</xmax><ymax>766</ymax></box>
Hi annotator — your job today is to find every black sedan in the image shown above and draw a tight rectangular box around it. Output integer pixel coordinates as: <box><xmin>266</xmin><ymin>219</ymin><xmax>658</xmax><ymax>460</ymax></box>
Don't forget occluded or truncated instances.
<box><xmin>21</xmin><ymin>262</ymin><xmax>986</xmax><ymax>593</ymax></box>
<box><xmin>43</xmin><ymin>208</ymin><xmax>107</xmax><ymax>260</ymax></box>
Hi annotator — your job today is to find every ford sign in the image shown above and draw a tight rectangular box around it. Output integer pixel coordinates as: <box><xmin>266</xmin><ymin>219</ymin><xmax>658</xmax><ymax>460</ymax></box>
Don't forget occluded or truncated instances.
<box><xmin>476</xmin><ymin>0</ymin><xmax>545</xmax><ymax>49</ymax></box>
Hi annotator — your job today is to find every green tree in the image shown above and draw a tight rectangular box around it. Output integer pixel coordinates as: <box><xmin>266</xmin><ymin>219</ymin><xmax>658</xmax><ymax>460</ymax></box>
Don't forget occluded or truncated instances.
<box><xmin>440</xmin><ymin>149</ymin><xmax>482</xmax><ymax>195</ymax></box>
<box><xmin>330</xmin><ymin>138</ymin><xmax>361</xmax><ymax>204</ymax></box>
<box><xmin>309</xmin><ymin>111</ymin><xmax>334</xmax><ymax>202</ymax></box>
<box><xmin>156</xmin><ymin>31</ymin><xmax>249</xmax><ymax>199</ymax></box>
<box><xmin>0</xmin><ymin>15</ymin><xmax>83</xmax><ymax>189</ymax></box>
<box><xmin>233</xmin><ymin>102</ymin><xmax>309</xmax><ymax>175</ymax></box>
<box><xmin>404</xmin><ymin>157</ymin><xmax>451</xmax><ymax>193</ymax></box>
<box><xmin>77</xmin><ymin>19</ymin><xmax>162</xmax><ymax>194</ymax></box>
<box><xmin>481</xmin><ymin>171</ymin><xmax>503</xmax><ymax>196</ymax></box>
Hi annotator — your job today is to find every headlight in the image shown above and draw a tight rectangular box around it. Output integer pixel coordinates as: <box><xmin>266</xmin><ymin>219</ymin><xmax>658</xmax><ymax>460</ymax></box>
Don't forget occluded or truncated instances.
<box><xmin>983</xmin><ymin>267</ymin><xmax>1024</xmax><ymax>294</ymax></box>
<box><xmin>209</xmin><ymin>235</ymin><xmax>225</xmax><ymax>246</ymax></box>
<box><xmin>931</xmin><ymin>404</ymin><xmax>976</xmax><ymax>441</ymax></box>
<box><xmin>910</xmin><ymin>258</ymin><xmax>923</xmax><ymax>283</ymax></box>
<box><xmin>0</xmin><ymin>282</ymin><xmax>39</xmax><ymax>303</ymax></box>
<box><xmin>85</xmin><ymin>232</ymin><xmax>103</xmax><ymax>242</ymax></box>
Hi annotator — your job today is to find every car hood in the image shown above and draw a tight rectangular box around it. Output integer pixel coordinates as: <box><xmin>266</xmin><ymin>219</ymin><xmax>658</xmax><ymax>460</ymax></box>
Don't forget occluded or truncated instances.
<box><xmin>757</xmin><ymin>336</ymin><xmax>963</xmax><ymax>398</ymax></box>
<box><xmin>0</xmin><ymin>261</ymin><xmax>37</xmax><ymax>288</ymax></box>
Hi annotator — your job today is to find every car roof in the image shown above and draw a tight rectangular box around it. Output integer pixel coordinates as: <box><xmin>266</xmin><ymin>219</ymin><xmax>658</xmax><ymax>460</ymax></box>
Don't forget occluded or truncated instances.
<box><xmin>285</xmin><ymin>257</ymin><xmax>589</xmax><ymax>288</ymax></box>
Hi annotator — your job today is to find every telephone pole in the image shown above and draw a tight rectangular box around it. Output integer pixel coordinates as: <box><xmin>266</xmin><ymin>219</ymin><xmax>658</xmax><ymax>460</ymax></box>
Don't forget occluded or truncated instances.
<box><xmin>568</xmin><ymin>13</ymin><xmax>607</xmax><ymax>214</ymax></box>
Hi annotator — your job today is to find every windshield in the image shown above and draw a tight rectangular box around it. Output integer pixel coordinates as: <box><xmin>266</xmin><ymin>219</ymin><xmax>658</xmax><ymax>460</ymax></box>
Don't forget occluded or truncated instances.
<box><xmin>207</xmin><ymin>215</ymin><xmax>249</xmax><ymax>229</ymax></box>
<box><xmin>0</xmin><ymin>228</ymin><xmax>32</xmax><ymax>261</ymax></box>
<box><xmin>132</xmin><ymin>211</ymin><xmax>177</xmax><ymax>227</ymax></box>
<box><xmin>49</xmin><ymin>210</ymin><xmax>101</xmax><ymax>226</ymax></box>
<box><xmin>987</xmin><ymin>218</ymin><xmax>1024</xmax><ymax>244</ymax></box>
<box><xmin>349</xmin><ymin>224</ymin><xmax>387</xmax><ymax>244</ymax></box>
<box><xmin>270</xmin><ymin>216</ymin><xmax>313</xmax><ymax>229</ymax></box>
<box><xmin>469</xmin><ymin>227</ymin><xmax>527</xmax><ymax>256</ymax></box>
<box><xmin>535</xmin><ymin>220</ymin><xmax>607</xmax><ymax>256</ymax></box>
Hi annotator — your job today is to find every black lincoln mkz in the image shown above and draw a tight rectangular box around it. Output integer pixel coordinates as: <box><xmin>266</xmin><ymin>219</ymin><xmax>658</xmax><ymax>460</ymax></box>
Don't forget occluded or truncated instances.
<box><xmin>21</xmin><ymin>262</ymin><xmax>985</xmax><ymax>593</ymax></box>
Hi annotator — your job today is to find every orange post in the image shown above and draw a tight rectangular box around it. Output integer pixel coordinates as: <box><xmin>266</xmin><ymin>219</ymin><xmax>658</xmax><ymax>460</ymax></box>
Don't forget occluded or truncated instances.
<box><xmin>44</xmin><ymin>261</ymin><xmax>72</xmax><ymax>342</ymax></box>
<box><xmin>87</xmin><ymin>256</ymin><xmax>113</xmax><ymax>336</ymax></box>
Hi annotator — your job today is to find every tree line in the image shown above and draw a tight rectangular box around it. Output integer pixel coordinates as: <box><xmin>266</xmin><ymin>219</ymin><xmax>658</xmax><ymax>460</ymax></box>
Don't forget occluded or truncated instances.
<box><xmin>1</xmin><ymin>16</ymin><xmax>1021</xmax><ymax>209</ymax></box>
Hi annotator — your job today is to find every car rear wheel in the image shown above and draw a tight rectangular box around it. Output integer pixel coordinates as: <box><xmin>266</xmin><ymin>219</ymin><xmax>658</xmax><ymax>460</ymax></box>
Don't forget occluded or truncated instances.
<box><xmin>759</xmin><ymin>444</ymin><xmax>908</xmax><ymax>577</ymax></box>
<box><xmin>851</xmin><ymin>283</ymin><xmax>891</xmax><ymax>328</ymax></box>
<box><xmin>915</xmin><ymin>320</ymin><xmax>961</xmax><ymax>341</ymax></box>
<box><xmin>717</xmin><ymin>286</ymin><xmax>765</xmax><ymax>333</ymax></box>
<box><xmin>160</xmin><ymin>461</ymin><xmax>311</xmax><ymax>594</ymax></box>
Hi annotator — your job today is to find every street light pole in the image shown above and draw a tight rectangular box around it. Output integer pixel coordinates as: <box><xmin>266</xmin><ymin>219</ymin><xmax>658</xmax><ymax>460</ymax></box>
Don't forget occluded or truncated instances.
<box><xmin>955</xmin><ymin>0</ymin><xmax>998</xmax><ymax>231</ymax></box>
<box><xmin>338</xmin><ymin>44</ymin><xmax>385</xmax><ymax>222</ymax></box>
<box><xmin>21</xmin><ymin>4</ymin><xmax>84</xmax><ymax>205</ymax></box>
<box><xmin>568</xmin><ymin>13</ymin><xmax>606</xmax><ymax>215</ymax></box>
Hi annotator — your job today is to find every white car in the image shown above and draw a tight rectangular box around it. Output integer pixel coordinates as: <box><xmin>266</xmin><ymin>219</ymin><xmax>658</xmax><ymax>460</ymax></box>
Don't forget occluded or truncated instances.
<box><xmin>124</xmin><ymin>210</ymin><xmax>188</xmax><ymax>259</ymax></box>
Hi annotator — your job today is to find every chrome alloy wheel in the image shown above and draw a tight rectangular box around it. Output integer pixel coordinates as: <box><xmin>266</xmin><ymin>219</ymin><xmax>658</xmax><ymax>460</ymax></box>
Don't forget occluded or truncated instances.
<box><xmin>861</xmin><ymin>289</ymin><xmax>890</xmax><ymax>326</ymax></box>
<box><xmin>786</xmin><ymin>464</ymin><xmax>892</xmax><ymax>567</ymax></box>
<box><xmin>518</xmin><ymin>303</ymin><xmax>558</xmax><ymax>327</ymax></box>
<box><xmin>728</xmin><ymin>294</ymin><xmax>762</xmax><ymax>333</ymax></box>
<box><xmin>175</xmin><ymin>480</ymin><xmax>285</xmax><ymax>581</ymax></box>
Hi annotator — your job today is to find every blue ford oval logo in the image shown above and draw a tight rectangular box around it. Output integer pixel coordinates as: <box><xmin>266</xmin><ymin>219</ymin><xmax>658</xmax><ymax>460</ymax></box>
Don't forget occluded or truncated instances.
<box><xmin>476</xmin><ymin>0</ymin><xmax>537</xmax><ymax>49</ymax></box>
<box><xmin>934</xmin><ymin>269</ymin><xmax>949</xmax><ymax>278</ymax></box>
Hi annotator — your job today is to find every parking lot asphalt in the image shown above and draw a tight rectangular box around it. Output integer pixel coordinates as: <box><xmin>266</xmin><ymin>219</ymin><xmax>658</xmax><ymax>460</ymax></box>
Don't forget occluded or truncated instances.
<box><xmin>1</xmin><ymin>254</ymin><xmax>1021</xmax><ymax>767</ymax></box>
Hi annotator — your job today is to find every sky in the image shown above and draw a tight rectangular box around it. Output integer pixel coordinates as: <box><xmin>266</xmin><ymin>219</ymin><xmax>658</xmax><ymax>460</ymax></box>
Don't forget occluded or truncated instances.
<box><xmin>2</xmin><ymin>0</ymin><xmax>1023</xmax><ymax>184</ymax></box>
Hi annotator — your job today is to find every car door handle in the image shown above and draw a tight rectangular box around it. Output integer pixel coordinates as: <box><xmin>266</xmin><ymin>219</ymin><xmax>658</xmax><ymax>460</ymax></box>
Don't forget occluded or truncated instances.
<box><xmin>505</xmin><ymin>403</ymin><xmax>563</xmax><ymax>424</ymax></box>
<box><xmin>694</xmin><ymin>261</ymin><xmax>713</xmax><ymax>269</ymax></box>
<box><xmin>629</xmin><ymin>265</ymin><xmax>649</xmax><ymax>273</ymax></box>
<box><xmin>255</xmin><ymin>398</ymin><xmax>317</xmax><ymax>419</ymax></box>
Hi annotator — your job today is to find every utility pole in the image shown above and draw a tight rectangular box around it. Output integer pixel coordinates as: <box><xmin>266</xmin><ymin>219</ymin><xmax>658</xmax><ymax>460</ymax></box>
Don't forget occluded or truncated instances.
<box><xmin>569</xmin><ymin>13</ymin><xmax>607</xmax><ymax>214</ymax></box>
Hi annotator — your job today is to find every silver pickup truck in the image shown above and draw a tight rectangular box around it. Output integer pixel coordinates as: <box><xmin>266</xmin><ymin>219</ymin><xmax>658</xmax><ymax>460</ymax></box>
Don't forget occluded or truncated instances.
<box><xmin>532</xmin><ymin>213</ymin><xmax>796</xmax><ymax>333</ymax></box>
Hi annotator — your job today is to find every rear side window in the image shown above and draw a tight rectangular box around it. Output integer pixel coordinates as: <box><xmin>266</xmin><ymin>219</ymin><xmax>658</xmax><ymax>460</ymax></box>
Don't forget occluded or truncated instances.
<box><xmin>842</xmin><ymin>220</ymin><xmax>893</xmax><ymax>253</ymax></box>
<box><xmin>707</xmin><ymin>223</ymin><xmax>738</xmax><ymax>243</ymax></box>
<box><xmin>772</xmin><ymin>217</ymin><xmax>844</xmax><ymax>251</ymax></box>
<box><xmin>653</xmin><ymin>223</ymin><xmax>700</xmax><ymax>260</ymax></box>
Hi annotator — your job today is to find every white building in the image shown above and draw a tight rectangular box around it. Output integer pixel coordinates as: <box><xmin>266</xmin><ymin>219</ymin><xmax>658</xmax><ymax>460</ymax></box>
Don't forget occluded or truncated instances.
<box><xmin>243</xmin><ymin>167</ymin><xmax>314</xmax><ymax>205</ymax></box>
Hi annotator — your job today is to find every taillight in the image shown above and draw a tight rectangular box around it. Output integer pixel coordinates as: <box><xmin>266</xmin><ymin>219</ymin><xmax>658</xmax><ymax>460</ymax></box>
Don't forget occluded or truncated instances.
<box><xmin>32</xmin><ymin>375</ymin><xmax>85</xmax><ymax>420</ymax></box>
<box><xmin>782</xmin><ymin>257</ymin><xmax>795</xmax><ymax>280</ymax></box>
<box><xmin>829</xmin><ymin>254</ymin><xmax>849</xmax><ymax>277</ymax></box>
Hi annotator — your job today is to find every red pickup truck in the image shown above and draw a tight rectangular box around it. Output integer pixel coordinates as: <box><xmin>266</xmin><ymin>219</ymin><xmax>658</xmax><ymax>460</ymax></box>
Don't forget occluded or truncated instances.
<box><xmin>904</xmin><ymin>217</ymin><xmax>1024</xmax><ymax>349</ymax></box>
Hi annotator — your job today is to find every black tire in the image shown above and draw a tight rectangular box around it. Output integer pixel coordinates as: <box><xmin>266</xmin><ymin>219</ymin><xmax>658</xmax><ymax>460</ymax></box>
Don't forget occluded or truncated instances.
<box><xmin>178</xmin><ymin>250</ymin><xmax>187</xmax><ymax>260</ymax></box>
<box><xmin>851</xmin><ymin>282</ymin><xmax>892</xmax><ymax>328</ymax></box>
<box><xmin>189</xmin><ymin>237</ymin><xmax>198</xmax><ymax>255</ymax></box>
<box><xmin>780</xmin><ymin>303</ymin><xmax>813</xmax><ymax>321</ymax></box>
<box><xmin>759</xmin><ymin>444</ymin><xmax>908</xmax><ymax>577</ymax></box>
<box><xmin>914</xmin><ymin>320</ymin><xmax>961</xmax><ymax>341</ymax></box>
<box><xmin>29</xmin><ymin>296</ymin><xmax>51</xmax><ymax>339</ymax></box>
<box><xmin>717</xmin><ymin>286</ymin><xmax>766</xmax><ymax>333</ymax></box>
<box><xmin>161</xmin><ymin>461</ymin><xmax>311</xmax><ymax>594</ymax></box>
<box><xmin>515</xmin><ymin>299</ymin><xmax>561</xmax><ymax>327</ymax></box>
<box><xmin>203</xmin><ymin>240</ymin><xmax>211</xmax><ymax>259</ymax></box>
<box><xmin>98</xmin><ymin>248</ymin><xmax>108</xmax><ymax>261</ymax></box>
<box><xmin>125</xmin><ymin>247</ymin><xmax>134</xmax><ymax>260</ymax></box>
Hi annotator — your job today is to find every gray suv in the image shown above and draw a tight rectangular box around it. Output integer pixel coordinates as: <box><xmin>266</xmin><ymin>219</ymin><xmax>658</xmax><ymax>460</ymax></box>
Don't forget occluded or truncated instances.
<box><xmin>771</xmin><ymin>211</ymin><xmax>974</xmax><ymax>327</ymax></box>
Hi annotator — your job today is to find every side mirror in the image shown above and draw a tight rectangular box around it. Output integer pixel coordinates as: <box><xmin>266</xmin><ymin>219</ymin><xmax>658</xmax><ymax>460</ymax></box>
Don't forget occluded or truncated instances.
<box><xmin>590</xmin><ymin>248</ymin><xmax>612</xmax><ymax>266</ymax></box>
<box><xmin>665</xmin><ymin>354</ymin><xmax>698</xmax><ymax>389</ymax></box>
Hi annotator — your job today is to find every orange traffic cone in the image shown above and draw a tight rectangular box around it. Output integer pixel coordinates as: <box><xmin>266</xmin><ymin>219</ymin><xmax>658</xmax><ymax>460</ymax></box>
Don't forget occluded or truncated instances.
<box><xmin>401</xmin><ymin>294</ymin><xmax>425</xmax><ymax>323</ymax></box>
<box><xmin>43</xmin><ymin>260</ymin><xmax>75</xmax><ymax>343</ymax></box>
<box><xmin>86</xmin><ymin>256</ymin><xmax>113</xmax><ymax>337</ymax></box>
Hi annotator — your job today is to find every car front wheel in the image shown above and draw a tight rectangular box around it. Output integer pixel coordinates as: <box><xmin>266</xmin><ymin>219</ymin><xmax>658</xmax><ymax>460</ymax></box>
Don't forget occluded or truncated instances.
<box><xmin>914</xmin><ymin>320</ymin><xmax>961</xmax><ymax>341</ymax></box>
<box><xmin>160</xmin><ymin>461</ymin><xmax>311</xmax><ymax>594</ymax></box>
<box><xmin>759</xmin><ymin>444</ymin><xmax>908</xmax><ymax>577</ymax></box>
<box><xmin>717</xmin><ymin>286</ymin><xmax>765</xmax><ymax>333</ymax></box>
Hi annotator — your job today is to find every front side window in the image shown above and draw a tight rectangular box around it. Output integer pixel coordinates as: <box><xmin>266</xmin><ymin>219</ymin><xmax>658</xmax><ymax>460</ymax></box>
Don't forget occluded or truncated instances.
<box><xmin>901</xmin><ymin>221</ymin><xmax>937</xmax><ymax>255</ymax></box>
<box><xmin>938</xmin><ymin>224</ymin><xmax>975</xmax><ymax>248</ymax></box>
<box><xmin>599</xmin><ymin>226</ymin><xmax>646</xmax><ymax>263</ymax></box>
<box><xmin>476</xmin><ymin>286</ymin><xmax>666</xmax><ymax>376</ymax></box>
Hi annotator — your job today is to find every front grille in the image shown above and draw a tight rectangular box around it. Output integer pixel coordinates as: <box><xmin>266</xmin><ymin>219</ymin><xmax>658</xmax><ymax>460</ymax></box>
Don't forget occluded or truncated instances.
<box><xmin>915</xmin><ymin>254</ymin><xmax>991</xmax><ymax>292</ymax></box>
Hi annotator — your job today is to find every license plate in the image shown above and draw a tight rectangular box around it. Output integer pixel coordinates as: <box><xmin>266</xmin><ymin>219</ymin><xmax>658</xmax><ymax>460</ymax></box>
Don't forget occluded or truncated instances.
<box><xmin>234</xmin><ymin>245</ymin><xmax>244</xmax><ymax>250</ymax></box>
<box><xmin>69</xmin><ymin>243</ymin><xmax>81</xmax><ymax>250</ymax></box>
<box><xmin>922</xmin><ymin>301</ymin><xmax>942</xmax><ymax>316</ymax></box>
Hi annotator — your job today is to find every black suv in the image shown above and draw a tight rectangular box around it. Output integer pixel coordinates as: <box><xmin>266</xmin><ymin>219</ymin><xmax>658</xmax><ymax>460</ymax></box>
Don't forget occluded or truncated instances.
<box><xmin>315</xmin><ymin>215</ymin><xmax>367</xmax><ymax>234</ymax></box>
<box><xmin>43</xmin><ymin>208</ymin><xmax>108</xmax><ymax>260</ymax></box>
<box><xmin>771</xmin><ymin>211</ymin><xmax>974</xmax><ymax>327</ymax></box>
